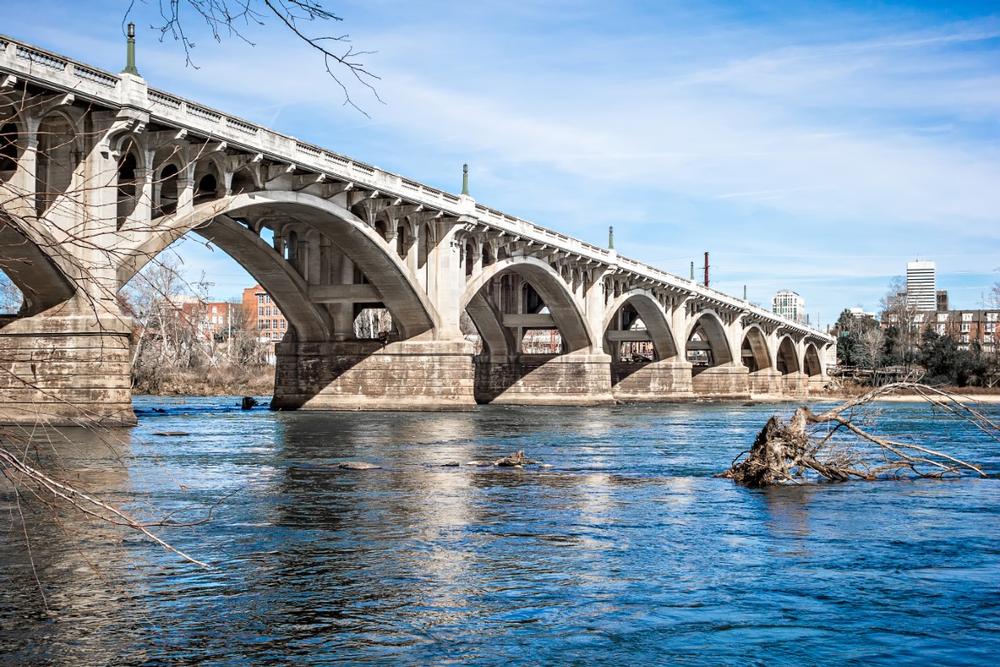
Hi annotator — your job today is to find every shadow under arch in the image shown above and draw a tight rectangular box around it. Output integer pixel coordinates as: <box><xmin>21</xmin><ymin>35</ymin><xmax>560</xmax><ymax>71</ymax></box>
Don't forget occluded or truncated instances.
<box><xmin>740</xmin><ymin>324</ymin><xmax>771</xmax><ymax>373</ymax></box>
<box><xmin>603</xmin><ymin>289</ymin><xmax>681</xmax><ymax>393</ymax></box>
<box><xmin>0</xmin><ymin>209</ymin><xmax>76</xmax><ymax>319</ymax></box>
<box><xmin>685</xmin><ymin>310</ymin><xmax>733</xmax><ymax>374</ymax></box>
<box><xmin>118</xmin><ymin>191</ymin><xmax>439</xmax><ymax>340</ymax></box>
<box><xmin>804</xmin><ymin>343</ymin><xmax>823</xmax><ymax>377</ymax></box>
<box><xmin>459</xmin><ymin>256</ymin><xmax>592</xmax><ymax>354</ymax></box>
<box><xmin>460</xmin><ymin>256</ymin><xmax>602</xmax><ymax>404</ymax></box>
<box><xmin>776</xmin><ymin>336</ymin><xmax>800</xmax><ymax>375</ymax></box>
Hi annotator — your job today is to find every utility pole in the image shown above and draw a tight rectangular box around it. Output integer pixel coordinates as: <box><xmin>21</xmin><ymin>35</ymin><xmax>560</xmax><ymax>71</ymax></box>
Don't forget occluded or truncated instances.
<box><xmin>703</xmin><ymin>252</ymin><xmax>710</xmax><ymax>288</ymax></box>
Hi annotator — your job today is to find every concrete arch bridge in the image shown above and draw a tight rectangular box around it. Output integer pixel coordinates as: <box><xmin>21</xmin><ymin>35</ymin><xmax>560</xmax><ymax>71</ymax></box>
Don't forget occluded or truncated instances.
<box><xmin>0</xmin><ymin>36</ymin><xmax>834</xmax><ymax>425</ymax></box>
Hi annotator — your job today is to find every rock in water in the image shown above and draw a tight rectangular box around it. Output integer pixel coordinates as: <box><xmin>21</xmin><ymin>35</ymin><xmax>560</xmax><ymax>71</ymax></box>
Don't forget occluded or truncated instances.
<box><xmin>241</xmin><ymin>396</ymin><xmax>259</xmax><ymax>410</ymax></box>
<box><xmin>494</xmin><ymin>450</ymin><xmax>536</xmax><ymax>467</ymax></box>
<box><xmin>338</xmin><ymin>461</ymin><xmax>381</xmax><ymax>470</ymax></box>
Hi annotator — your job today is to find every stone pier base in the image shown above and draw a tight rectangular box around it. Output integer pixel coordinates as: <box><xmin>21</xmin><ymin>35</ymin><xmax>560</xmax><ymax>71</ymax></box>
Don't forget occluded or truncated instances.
<box><xmin>691</xmin><ymin>364</ymin><xmax>750</xmax><ymax>399</ymax></box>
<box><xmin>475</xmin><ymin>353</ymin><xmax>614</xmax><ymax>405</ymax></box>
<box><xmin>611</xmin><ymin>359</ymin><xmax>694</xmax><ymax>401</ymax></box>
<box><xmin>781</xmin><ymin>372</ymin><xmax>810</xmax><ymax>397</ymax></box>
<box><xmin>0</xmin><ymin>312</ymin><xmax>135</xmax><ymax>426</ymax></box>
<box><xmin>748</xmin><ymin>369</ymin><xmax>783</xmax><ymax>397</ymax></box>
<box><xmin>272</xmin><ymin>339</ymin><xmax>477</xmax><ymax>411</ymax></box>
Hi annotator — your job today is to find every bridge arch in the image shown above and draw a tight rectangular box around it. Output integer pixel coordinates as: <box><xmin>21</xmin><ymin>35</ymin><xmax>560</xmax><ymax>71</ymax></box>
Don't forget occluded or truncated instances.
<box><xmin>0</xmin><ymin>208</ymin><xmax>76</xmax><ymax>316</ymax></box>
<box><xmin>804</xmin><ymin>343</ymin><xmax>823</xmax><ymax>377</ymax></box>
<box><xmin>685</xmin><ymin>310</ymin><xmax>733</xmax><ymax>369</ymax></box>
<box><xmin>740</xmin><ymin>324</ymin><xmax>771</xmax><ymax>373</ymax></box>
<box><xmin>460</xmin><ymin>255</ymin><xmax>592</xmax><ymax>355</ymax></box>
<box><xmin>776</xmin><ymin>336</ymin><xmax>800</xmax><ymax>374</ymax></box>
<box><xmin>118</xmin><ymin>190</ymin><xmax>439</xmax><ymax>339</ymax></box>
<box><xmin>602</xmin><ymin>289</ymin><xmax>677</xmax><ymax>360</ymax></box>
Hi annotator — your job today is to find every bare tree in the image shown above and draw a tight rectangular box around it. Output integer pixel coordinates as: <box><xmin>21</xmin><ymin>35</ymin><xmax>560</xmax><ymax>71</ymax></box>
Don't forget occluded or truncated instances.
<box><xmin>858</xmin><ymin>326</ymin><xmax>885</xmax><ymax>371</ymax></box>
<box><xmin>128</xmin><ymin>0</ymin><xmax>381</xmax><ymax>114</ymax></box>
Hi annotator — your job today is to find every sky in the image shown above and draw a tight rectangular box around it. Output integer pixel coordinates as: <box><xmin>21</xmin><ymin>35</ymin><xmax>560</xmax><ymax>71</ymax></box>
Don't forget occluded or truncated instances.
<box><xmin>5</xmin><ymin>0</ymin><xmax>999</xmax><ymax>326</ymax></box>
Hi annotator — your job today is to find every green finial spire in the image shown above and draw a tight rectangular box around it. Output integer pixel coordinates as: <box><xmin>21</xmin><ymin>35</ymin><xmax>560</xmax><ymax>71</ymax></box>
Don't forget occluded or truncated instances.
<box><xmin>461</xmin><ymin>163</ymin><xmax>469</xmax><ymax>196</ymax></box>
<box><xmin>122</xmin><ymin>22</ymin><xmax>140</xmax><ymax>76</ymax></box>
<box><xmin>608</xmin><ymin>225</ymin><xmax>614</xmax><ymax>250</ymax></box>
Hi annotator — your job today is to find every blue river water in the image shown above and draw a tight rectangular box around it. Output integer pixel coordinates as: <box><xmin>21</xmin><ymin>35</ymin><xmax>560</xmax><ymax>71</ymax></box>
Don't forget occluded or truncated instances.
<box><xmin>1</xmin><ymin>397</ymin><xmax>999</xmax><ymax>665</ymax></box>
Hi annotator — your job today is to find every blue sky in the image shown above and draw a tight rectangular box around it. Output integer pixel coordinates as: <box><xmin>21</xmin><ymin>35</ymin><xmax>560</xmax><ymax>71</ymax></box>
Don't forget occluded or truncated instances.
<box><xmin>5</xmin><ymin>0</ymin><xmax>999</xmax><ymax>326</ymax></box>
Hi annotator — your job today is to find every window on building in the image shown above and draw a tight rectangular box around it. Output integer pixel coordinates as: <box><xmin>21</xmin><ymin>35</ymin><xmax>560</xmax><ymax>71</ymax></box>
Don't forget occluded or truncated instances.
<box><xmin>988</xmin><ymin>312</ymin><xmax>999</xmax><ymax>323</ymax></box>
<box><xmin>962</xmin><ymin>312</ymin><xmax>973</xmax><ymax>322</ymax></box>
<box><xmin>961</xmin><ymin>323</ymin><xmax>970</xmax><ymax>333</ymax></box>
<box><xmin>937</xmin><ymin>313</ymin><xmax>948</xmax><ymax>322</ymax></box>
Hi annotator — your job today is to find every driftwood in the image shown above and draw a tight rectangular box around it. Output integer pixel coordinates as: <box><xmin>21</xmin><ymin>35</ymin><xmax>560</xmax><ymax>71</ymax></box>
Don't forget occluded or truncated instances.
<box><xmin>721</xmin><ymin>382</ymin><xmax>999</xmax><ymax>487</ymax></box>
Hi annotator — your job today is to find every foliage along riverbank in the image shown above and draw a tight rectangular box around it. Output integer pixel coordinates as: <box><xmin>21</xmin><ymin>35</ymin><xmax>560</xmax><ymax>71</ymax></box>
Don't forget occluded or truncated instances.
<box><xmin>133</xmin><ymin>365</ymin><xmax>274</xmax><ymax>396</ymax></box>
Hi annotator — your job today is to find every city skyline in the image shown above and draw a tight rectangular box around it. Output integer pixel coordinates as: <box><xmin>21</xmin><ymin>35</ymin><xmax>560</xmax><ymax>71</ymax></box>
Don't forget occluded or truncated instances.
<box><xmin>4</xmin><ymin>1</ymin><xmax>998</xmax><ymax>324</ymax></box>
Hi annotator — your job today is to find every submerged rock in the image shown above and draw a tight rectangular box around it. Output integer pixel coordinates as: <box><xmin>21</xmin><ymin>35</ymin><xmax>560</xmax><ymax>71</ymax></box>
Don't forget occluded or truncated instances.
<box><xmin>152</xmin><ymin>431</ymin><xmax>190</xmax><ymax>437</ymax></box>
<box><xmin>241</xmin><ymin>396</ymin><xmax>259</xmax><ymax>410</ymax></box>
<box><xmin>338</xmin><ymin>461</ymin><xmax>381</xmax><ymax>470</ymax></box>
<box><xmin>441</xmin><ymin>461</ymin><xmax>461</xmax><ymax>467</ymax></box>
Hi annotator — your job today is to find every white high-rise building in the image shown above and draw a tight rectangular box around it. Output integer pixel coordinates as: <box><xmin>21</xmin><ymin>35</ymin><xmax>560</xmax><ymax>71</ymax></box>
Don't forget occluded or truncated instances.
<box><xmin>906</xmin><ymin>260</ymin><xmax>936</xmax><ymax>311</ymax></box>
<box><xmin>772</xmin><ymin>290</ymin><xmax>806</xmax><ymax>324</ymax></box>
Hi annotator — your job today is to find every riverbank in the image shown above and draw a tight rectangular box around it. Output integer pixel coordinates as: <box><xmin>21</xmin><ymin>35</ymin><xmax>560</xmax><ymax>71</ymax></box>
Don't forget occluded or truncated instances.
<box><xmin>133</xmin><ymin>366</ymin><xmax>274</xmax><ymax>396</ymax></box>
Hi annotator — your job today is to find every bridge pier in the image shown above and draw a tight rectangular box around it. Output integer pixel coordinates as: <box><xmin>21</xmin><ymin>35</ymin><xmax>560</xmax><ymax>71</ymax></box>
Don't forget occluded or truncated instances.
<box><xmin>748</xmin><ymin>368</ymin><xmax>783</xmax><ymax>396</ymax></box>
<box><xmin>0</xmin><ymin>306</ymin><xmax>136</xmax><ymax>426</ymax></box>
<box><xmin>691</xmin><ymin>363</ymin><xmax>751</xmax><ymax>399</ymax></box>
<box><xmin>272</xmin><ymin>339</ymin><xmax>477</xmax><ymax>411</ymax></box>
<box><xmin>781</xmin><ymin>371</ymin><xmax>810</xmax><ymax>397</ymax></box>
<box><xmin>610</xmin><ymin>359</ymin><xmax>693</xmax><ymax>401</ymax></box>
<box><xmin>474</xmin><ymin>352</ymin><xmax>614</xmax><ymax>406</ymax></box>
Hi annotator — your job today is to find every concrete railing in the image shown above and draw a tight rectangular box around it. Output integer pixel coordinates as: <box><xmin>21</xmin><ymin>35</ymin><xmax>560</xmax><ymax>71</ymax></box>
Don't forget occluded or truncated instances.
<box><xmin>0</xmin><ymin>34</ymin><xmax>833</xmax><ymax>343</ymax></box>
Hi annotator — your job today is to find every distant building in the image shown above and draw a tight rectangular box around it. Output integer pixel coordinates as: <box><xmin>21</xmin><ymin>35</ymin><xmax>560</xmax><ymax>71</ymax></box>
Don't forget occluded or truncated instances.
<box><xmin>242</xmin><ymin>284</ymin><xmax>288</xmax><ymax>362</ymax></box>
<box><xmin>929</xmin><ymin>309</ymin><xmax>999</xmax><ymax>351</ymax></box>
<box><xmin>163</xmin><ymin>295</ymin><xmax>234</xmax><ymax>341</ymax></box>
<box><xmin>906</xmin><ymin>260</ymin><xmax>936</xmax><ymax>311</ymax></box>
<box><xmin>936</xmin><ymin>290</ymin><xmax>949</xmax><ymax>312</ymax></box>
<box><xmin>772</xmin><ymin>290</ymin><xmax>806</xmax><ymax>324</ymax></box>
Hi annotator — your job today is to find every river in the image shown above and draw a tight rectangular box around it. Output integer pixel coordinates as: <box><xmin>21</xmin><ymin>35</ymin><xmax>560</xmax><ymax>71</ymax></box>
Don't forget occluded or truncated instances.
<box><xmin>1</xmin><ymin>398</ymin><xmax>999</xmax><ymax>665</ymax></box>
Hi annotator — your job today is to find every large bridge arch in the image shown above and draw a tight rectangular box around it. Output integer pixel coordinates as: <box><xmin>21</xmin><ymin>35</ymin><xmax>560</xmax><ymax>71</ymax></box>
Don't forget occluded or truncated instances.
<box><xmin>740</xmin><ymin>324</ymin><xmax>771</xmax><ymax>373</ymax></box>
<box><xmin>460</xmin><ymin>255</ymin><xmax>592</xmax><ymax>354</ymax></box>
<box><xmin>0</xmin><ymin>209</ymin><xmax>76</xmax><ymax>317</ymax></box>
<box><xmin>602</xmin><ymin>289</ymin><xmax>677</xmax><ymax>360</ymax></box>
<box><xmin>685</xmin><ymin>310</ymin><xmax>734</xmax><ymax>369</ymax></box>
<box><xmin>117</xmin><ymin>191</ymin><xmax>440</xmax><ymax>340</ymax></box>
<box><xmin>804</xmin><ymin>343</ymin><xmax>823</xmax><ymax>377</ymax></box>
<box><xmin>776</xmin><ymin>336</ymin><xmax>801</xmax><ymax>375</ymax></box>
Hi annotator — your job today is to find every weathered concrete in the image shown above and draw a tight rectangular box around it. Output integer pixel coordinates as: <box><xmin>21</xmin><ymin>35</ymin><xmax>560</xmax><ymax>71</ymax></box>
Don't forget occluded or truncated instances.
<box><xmin>610</xmin><ymin>359</ymin><xmax>694</xmax><ymax>401</ymax></box>
<box><xmin>0</xmin><ymin>309</ymin><xmax>135</xmax><ymax>426</ymax></box>
<box><xmin>691</xmin><ymin>364</ymin><xmax>751</xmax><ymax>399</ymax></box>
<box><xmin>273</xmin><ymin>339</ymin><xmax>477</xmax><ymax>411</ymax></box>
<box><xmin>475</xmin><ymin>353</ymin><xmax>614</xmax><ymax>405</ymax></box>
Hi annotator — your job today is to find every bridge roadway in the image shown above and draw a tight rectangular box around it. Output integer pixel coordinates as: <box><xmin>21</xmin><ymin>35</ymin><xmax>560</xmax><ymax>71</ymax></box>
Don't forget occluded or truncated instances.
<box><xmin>0</xmin><ymin>35</ymin><xmax>835</xmax><ymax>425</ymax></box>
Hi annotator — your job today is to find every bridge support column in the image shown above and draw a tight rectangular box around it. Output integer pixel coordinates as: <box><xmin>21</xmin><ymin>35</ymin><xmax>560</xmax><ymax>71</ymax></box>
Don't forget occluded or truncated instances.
<box><xmin>610</xmin><ymin>359</ymin><xmax>693</xmax><ymax>402</ymax></box>
<box><xmin>748</xmin><ymin>369</ymin><xmax>783</xmax><ymax>397</ymax></box>
<box><xmin>781</xmin><ymin>371</ymin><xmax>810</xmax><ymax>397</ymax></box>
<box><xmin>272</xmin><ymin>339</ymin><xmax>477</xmax><ymax>411</ymax></box>
<box><xmin>0</xmin><ymin>306</ymin><xmax>135</xmax><ymax>426</ymax></box>
<box><xmin>474</xmin><ymin>352</ymin><xmax>614</xmax><ymax>406</ymax></box>
<box><xmin>691</xmin><ymin>363</ymin><xmax>750</xmax><ymax>399</ymax></box>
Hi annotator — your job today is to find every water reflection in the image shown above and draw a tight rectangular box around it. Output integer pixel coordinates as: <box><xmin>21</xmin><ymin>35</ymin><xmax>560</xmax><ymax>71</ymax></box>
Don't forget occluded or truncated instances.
<box><xmin>1</xmin><ymin>399</ymin><xmax>998</xmax><ymax>664</ymax></box>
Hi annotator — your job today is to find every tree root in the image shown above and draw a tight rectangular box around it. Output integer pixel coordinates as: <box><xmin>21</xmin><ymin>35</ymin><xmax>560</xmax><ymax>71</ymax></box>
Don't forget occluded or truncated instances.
<box><xmin>721</xmin><ymin>382</ymin><xmax>996</xmax><ymax>487</ymax></box>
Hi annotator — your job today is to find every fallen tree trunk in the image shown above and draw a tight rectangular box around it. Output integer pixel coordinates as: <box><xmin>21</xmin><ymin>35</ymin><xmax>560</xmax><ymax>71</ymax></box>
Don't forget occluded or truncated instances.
<box><xmin>721</xmin><ymin>382</ymin><xmax>998</xmax><ymax>487</ymax></box>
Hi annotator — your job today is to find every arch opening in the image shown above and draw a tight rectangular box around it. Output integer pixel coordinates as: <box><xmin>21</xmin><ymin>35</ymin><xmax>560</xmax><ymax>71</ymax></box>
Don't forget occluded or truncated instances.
<box><xmin>116</xmin><ymin>147</ymin><xmax>139</xmax><ymax>227</ymax></box>
<box><xmin>804</xmin><ymin>344</ymin><xmax>823</xmax><ymax>377</ymax></box>
<box><xmin>741</xmin><ymin>327</ymin><xmax>770</xmax><ymax>373</ymax></box>
<box><xmin>686</xmin><ymin>313</ymin><xmax>733</xmax><ymax>375</ymax></box>
<box><xmin>777</xmin><ymin>337</ymin><xmax>800</xmax><ymax>375</ymax></box>
<box><xmin>0</xmin><ymin>120</ymin><xmax>18</xmax><ymax>179</ymax></box>
<box><xmin>157</xmin><ymin>164</ymin><xmax>179</xmax><ymax>215</ymax></box>
<box><xmin>35</xmin><ymin>112</ymin><xmax>78</xmax><ymax>216</ymax></box>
